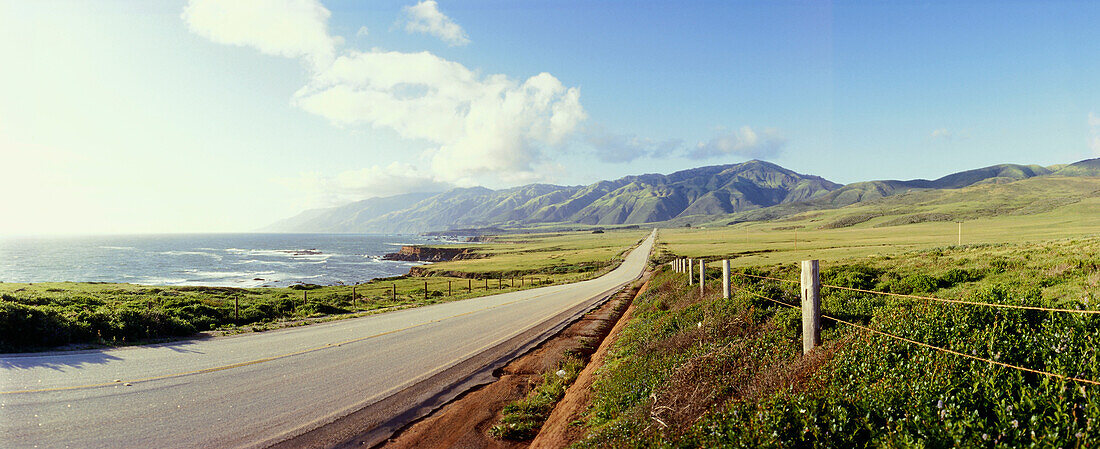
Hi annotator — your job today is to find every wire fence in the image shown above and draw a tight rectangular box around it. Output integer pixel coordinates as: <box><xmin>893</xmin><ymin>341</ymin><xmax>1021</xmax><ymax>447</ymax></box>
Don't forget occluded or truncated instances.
<box><xmin>726</xmin><ymin>282</ymin><xmax>1100</xmax><ymax>387</ymax></box>
<box><xmin>342</xmin><ymin>274</ymin><xmax>568</xmax><ymax>299</ymax></box>
<box><xmin>670</xmin><ymin>263</ymin><xmax>1100</xmax><ymax>387</ymax></box>
<box><xmin>733</xmin><ymin>271</ymin><xmax>1100</xmax><ymax>314</ymax></box>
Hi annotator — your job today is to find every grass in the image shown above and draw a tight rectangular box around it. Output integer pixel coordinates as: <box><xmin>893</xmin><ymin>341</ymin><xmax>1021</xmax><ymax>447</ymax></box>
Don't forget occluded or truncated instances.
<box><xmin>655</xmin><ymin>177</ymin><xmax>1100</xmax><ymax>268</ymax></box>
<box><xmin>576</xmin><ymin>234</ymin><xmax>1100</xmax><ymax>447</ymax></box>
<box><xmin>422</xmin><ymin>228</ymin><xmax>650</xmax><ymax>275</ymax></box>
<box><xmin>490</xmin><ymin>353</ymin><xmax>586</xmax><ymax>441</ymax></box>
<box><xmin>0</xmin><ymin>229</ymin><xmax>648</xmax><ymax>352</ymax></box>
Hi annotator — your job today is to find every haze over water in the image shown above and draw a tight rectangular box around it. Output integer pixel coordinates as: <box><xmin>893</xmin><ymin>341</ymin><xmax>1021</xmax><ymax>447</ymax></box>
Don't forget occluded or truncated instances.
<box><xmin>0</xmin><ymin>234</ymin><xmax>451</xmax><ymax>288</ymax></box>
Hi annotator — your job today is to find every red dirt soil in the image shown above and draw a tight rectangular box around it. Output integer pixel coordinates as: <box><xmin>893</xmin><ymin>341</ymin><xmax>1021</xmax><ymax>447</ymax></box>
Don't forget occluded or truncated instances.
<box><xmin>529</xmin><ymin>277</ymin><xmax>651</xmax><ymax>449</ymax></box>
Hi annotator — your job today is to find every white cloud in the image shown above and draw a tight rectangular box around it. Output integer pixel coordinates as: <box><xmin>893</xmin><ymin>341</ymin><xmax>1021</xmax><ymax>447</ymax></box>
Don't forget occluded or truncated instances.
<box><xmin>931</xmin><ymin>128</ymin><xmax>952</xmax><ymax>139</ymax></box>
<box><xmin>184</xmin><ymin>0</ymin><xmax>586</xmax><ymax>191</ymax></box>
<box><xmin>584</xmin><ymin>125</ymin><xmax>681</xmax><ymax>163</ymax></box>
<box><xmin>687</xmin><ymin>126</ymin><xmax>786</xmax><ymax>160</ymax></box>
<box><xmin>293</xmin><ymin>50</ymin><xmax>586</xmax><ymax>184</ymax></box>
<box><xmin>281</xmin><ymin>162</ymin><xmax>452</xmax><ymax>207</ymax></box>
<box><xmin>356</xmin><ymin>26</ymin><xmax>369</xmax><ymax>37</ymax></box>
<box><xmin>182</xmin><ymin>0</ymin><xmax>338</xmax><ymax>70</ymax></box>
<box><xmin>401</xmin><ymin>0</ymin><xmax>470</xmax><ymax>46</ymax></box>
<box><xmin>1090</xmin><ymin>112</ymin><xmax>1100</xmax><ymax>156</ymax></box>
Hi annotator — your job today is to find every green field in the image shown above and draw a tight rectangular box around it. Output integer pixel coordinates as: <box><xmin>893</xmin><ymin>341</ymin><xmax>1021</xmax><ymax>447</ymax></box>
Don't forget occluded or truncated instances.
<box><xmin>419</xmin><ymin>228</ymin><xmax>650</xmax><ymax>275</ymax></box>
<box><xmin>571</xmin><ymin>177</ymin><xmax>1100</xmax><ymax>447</ymax></box>
<box><xmin>578</xmin><ymin>235</ymin><xmax>1100</xmax><ymax>447</ymax></box>
<box><xmin>657</xmin><ymin>176</ymin><xmax>1100</xmax><ymax>268</ymax></box>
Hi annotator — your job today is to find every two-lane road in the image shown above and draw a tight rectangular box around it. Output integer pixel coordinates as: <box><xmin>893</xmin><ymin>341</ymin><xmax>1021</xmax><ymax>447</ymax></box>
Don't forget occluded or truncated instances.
<box><xmin>1</xmin><ymin>231</ymin><xmax>655</xmax><ymax>448</ymax></box>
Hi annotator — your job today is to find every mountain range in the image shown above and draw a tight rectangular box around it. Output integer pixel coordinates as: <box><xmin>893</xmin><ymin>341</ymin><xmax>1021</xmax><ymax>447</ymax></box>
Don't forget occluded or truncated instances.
<box><xmin>265</xmin><ymin>157</ymin><xmax>1100</xmax><ymax>234</ymax></box>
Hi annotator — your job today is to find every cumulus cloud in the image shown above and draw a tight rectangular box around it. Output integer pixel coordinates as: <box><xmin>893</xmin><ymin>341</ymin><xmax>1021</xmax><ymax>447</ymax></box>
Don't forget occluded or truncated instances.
<box><xmin>931</xmin><ymin>128</ymin><xmax>952</xmax><ymax>139</ymax></box>
<box><xmin>293</xmin><ymin>50</ymin><xmax>585</xmax><ymax>184</ymax></box>
<box><xmin>584</xmin><ymin>125</ymin><xmax>681</xmax><ymax>163</ymax></box>
<box><xmin>182</xmin><ymin>0</ymin><xmax>338</xmax><ymax>69</ymax></box>
<box><xmin>686</xmin><ymin>126</ymin><xmax>786</xmax><ymax>160</ymax></box>
<box><xmin>184</xmin><ymin>0</ymin><xmax>585</xmax><ymax>188</ymax></box>
<box><xmin>356</xmin><ymin>26</ymin><xmax>369</xmax><ymax>37</ymax></box>
<box><xmin>401</xmin><ymin>0</ymin><xmax>470</xmax><ymax>46</ymax></box>
<box><xmin>282</xmin><ymin>162</ymin><xmax>452</xmax><ymax>206</ymax></box>
<box><xmin>1090</xmin><ymin>112</ymin><xmax>1100</xmax><ymax>156</ymax></box>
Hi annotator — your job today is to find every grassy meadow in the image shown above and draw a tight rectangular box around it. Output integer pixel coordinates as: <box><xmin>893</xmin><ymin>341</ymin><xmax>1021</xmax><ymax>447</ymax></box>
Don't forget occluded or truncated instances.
<box><xmin>577</xmin><ymin>235</ymin><xmax>1100</xmax><ymax>447</ymax></box>
<box><xmin>656</xmin><ymin>176</ymin><xmax>1100</xmax><ymax>268</ymax></box>
<box><xmin>418</xmin><ymin>228</ymin><xmax>650</xmax><ymax>275</ymax></box>
<box><xmin>572</xmin><ymin>179</ymin><xmax>1100</xmax><ymax>447</ymax></box>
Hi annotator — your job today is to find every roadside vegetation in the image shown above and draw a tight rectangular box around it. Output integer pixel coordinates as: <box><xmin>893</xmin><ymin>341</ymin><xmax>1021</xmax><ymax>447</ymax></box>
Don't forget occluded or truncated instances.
<box><xmin>0</xmin><ymin>229</ymin><xmax>645</xmax><ymax>352</ymax></box>
<box><xmin>490</xmin><ymin>353</ymin><xmax>586</xmax><ymax>440</ymax></box>
<box><xmin>576</xmin><ymin>236</ymin><xmax>1100</xmax><ymax>447</ymax></box>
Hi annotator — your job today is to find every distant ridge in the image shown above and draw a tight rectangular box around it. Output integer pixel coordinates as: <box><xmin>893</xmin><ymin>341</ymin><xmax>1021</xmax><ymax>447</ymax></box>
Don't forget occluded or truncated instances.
<box><xmin>266</xmin><ymin>157</ymin><xmax>1100</xmax><ymax>234</ymax></box>
<box><xmin>267</xmin><ymin>160</ymin><xmax>838</xmax><ymax>233</ymax></box>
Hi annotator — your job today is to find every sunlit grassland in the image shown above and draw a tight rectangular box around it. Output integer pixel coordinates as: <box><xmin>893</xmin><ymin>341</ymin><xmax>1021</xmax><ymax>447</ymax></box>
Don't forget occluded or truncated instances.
<box><xmin>657</xmin><ymin>178</ymin><xmax>1100</xmax><ymax>269</ymax></box>
<box><xmin>578</xmin><ymin>233</ymin><xmax>1100</xmax><ymax>447</ymax></box>
<box><xmin>421</xmin><ymin>228</ymin><xmax>650</xmax><ymax>274</ymax></box>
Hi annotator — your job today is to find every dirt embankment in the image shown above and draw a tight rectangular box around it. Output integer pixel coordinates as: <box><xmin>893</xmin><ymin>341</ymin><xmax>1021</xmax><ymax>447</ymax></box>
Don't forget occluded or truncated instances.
<box><xmin>530</xmin><ymin>277</ymin><xmax>649</xmax><ymax>448</ymax></box>
<box><xmin>379</xmin><ymin>274</ymin><xmax>651</xmax><ymax>449</ymax></box>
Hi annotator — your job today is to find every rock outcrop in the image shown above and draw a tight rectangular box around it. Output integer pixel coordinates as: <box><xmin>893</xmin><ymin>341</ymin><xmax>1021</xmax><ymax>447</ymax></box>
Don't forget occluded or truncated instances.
<box><xmin>383</xmin><ymin>246</ymin><xmax>472</xmax><ymax>262</ymax></box>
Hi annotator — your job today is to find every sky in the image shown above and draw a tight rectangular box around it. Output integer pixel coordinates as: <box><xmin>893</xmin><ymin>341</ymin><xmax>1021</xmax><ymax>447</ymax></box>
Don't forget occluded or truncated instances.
<box><xmin>1</xmin><ymin>0</ymin><xmax>1099</xmax><ymax>235</ymax></box>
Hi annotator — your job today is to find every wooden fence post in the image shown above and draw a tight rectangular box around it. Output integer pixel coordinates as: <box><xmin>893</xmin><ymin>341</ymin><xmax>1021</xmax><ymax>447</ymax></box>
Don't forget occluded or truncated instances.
<box><xmin>801</xmin><ymin>260</ymin><xmax>821</xmax><ymax>354</ymax></box>
<box><xmin>722</xmin><ymin>259</ymin><xmax>730</xmax><ymax>300</ymax></box>
<box><xmin>234</xmin><ymin>296</ymin><xmax>239</xmax><ymax>321</ymax></box>
<box><xmin>392</xmin><ymin>283</ymin><xmax>396</xmax><ymax>301</ymax></box>
<box><xmin>424</xmin><ymin>281</ymin><xmax>428</xmax><ymax>300</ymax></box>
<box><xmin>468</xmin><ymin>279</ymin><xmax>472</xmax><ymax>293</ymax></box>
<box><xmin>352</xmin><ymin>285</ymin><xmax>356</xmax><ymax>303</ymax></box>
<box><xmin>699</xmin><ymin>259</ymin><xmax>705</xmax><ymax>296</ymax></box>
<box><xmin>688</xmin><ymin>258</ymin><xmax>693</xmax><ymax>285</ymax></box>
<box><xmin>448</xmin><ymin>281</ymin><xmax>452</xmax><ymax>296</ymax></box>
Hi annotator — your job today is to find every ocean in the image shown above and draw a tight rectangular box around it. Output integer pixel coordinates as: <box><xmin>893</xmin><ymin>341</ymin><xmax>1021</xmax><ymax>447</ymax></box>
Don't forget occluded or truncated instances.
<box><xmin>0</xmin><ymin>233</ymin><xmax>456</xmax><ymax>288</ymax></box>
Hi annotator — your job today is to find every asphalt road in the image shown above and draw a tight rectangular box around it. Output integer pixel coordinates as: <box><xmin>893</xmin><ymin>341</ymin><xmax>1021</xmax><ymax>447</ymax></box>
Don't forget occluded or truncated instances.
<box><xmin>1</xmin><ymin>231</ymin><xmax>655</xmax><ymax>448</ymax></box>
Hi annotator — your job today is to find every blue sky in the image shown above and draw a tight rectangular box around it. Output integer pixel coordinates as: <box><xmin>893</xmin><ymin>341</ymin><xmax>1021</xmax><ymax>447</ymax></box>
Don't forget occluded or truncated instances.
<box><xmin>1</xmin><ymin>0</ymin><xmax>1098</xmax><ymax>234</ymax></box>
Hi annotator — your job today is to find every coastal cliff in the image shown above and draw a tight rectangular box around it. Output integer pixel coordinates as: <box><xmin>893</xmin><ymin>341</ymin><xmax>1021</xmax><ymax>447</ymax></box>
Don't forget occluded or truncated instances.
<box><xmin>383</xmin><ymin>246</ymin><xmax>473</xmax><ymax>262</ymax></box>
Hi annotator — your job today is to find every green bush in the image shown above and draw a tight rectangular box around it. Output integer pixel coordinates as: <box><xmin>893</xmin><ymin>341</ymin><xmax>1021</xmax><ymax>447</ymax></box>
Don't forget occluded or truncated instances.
<box><xmin>939</xmin><ymin>267</ymin><xmax>983</xmax><ymax>286</ymax></box>
<box><xmin>890</xmin><ymin>273</ymin><xmax>940</xmax><ymax>295</ymax></box>
<box><xmin>0</xmin><ymin>302</ymin><xmax>75</xmax><ymax>351</ymax></box>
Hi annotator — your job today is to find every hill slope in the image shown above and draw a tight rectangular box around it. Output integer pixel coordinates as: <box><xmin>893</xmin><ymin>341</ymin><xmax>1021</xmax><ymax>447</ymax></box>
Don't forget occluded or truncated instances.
<box><xmin>268</xmin><ymin>160</ymin><xmax>839</xmax><ymax>233</ymax></box>
<box><xmin>268</xmin><ymin>158</ymin><xmax>1100</xmax><ymax>234</ymax></box>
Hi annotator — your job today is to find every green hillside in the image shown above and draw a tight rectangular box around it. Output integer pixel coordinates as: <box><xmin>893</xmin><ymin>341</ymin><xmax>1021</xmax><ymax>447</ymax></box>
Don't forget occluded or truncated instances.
<box><xmin>268</xmin><ymin>160</ymin><xmax>839</xmax><ymax>233</ymax></box>
<box><xmin>267</xmin><ymin>157</ymin><xmax>1100</xmax><ymax>235</ymax></box>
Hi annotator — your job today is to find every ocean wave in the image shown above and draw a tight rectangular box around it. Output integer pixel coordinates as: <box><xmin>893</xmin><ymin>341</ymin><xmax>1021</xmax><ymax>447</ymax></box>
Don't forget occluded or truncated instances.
<box><xmin>133</xmin><ymin>277</ymin><xmax>189</xmax><ymax>285</ymax></box>
<box><xmin>232</xmin><ymin>259</ymin><xmax>295</xmax><ymax>266</ymax></box>
<box><xmin>188</xmin><ymin>271</ymin><xmax>253</xmax><ymax>279</ymax></box>
<box><xmin>159</xmin><ymin>251</ymin><xmax>223</xmax><ymax>260</ymax></box>
<box><xmin>225</xmin><ymin>248</ymin><xmax>335</xmax><ymax>260</ymax></box>
<box><xmin>98</xmin><ymin>246</ymin><xmax>137</xmax><ymax>250</ymax></box>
